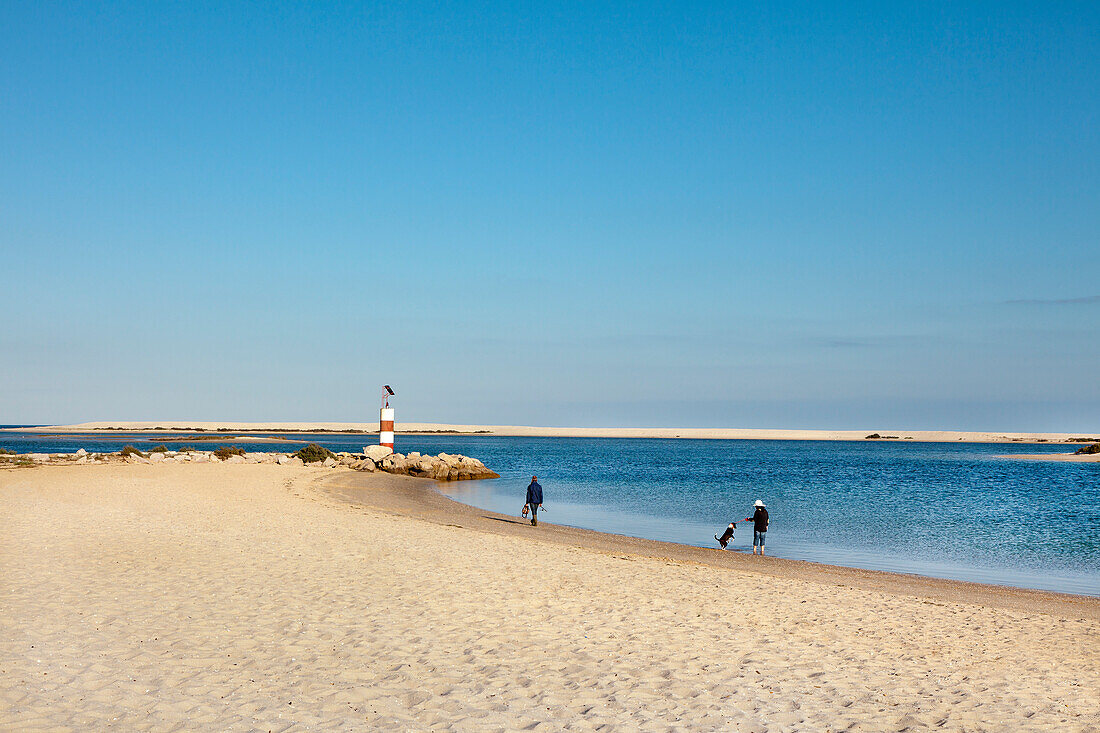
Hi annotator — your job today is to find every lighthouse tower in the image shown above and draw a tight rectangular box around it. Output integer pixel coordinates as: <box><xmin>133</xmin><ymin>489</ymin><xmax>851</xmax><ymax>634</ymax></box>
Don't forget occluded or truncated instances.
<box><xmin>379</xmin><ymin>385</ymin><xmax>395</xmax><ymax>451</ymax></box>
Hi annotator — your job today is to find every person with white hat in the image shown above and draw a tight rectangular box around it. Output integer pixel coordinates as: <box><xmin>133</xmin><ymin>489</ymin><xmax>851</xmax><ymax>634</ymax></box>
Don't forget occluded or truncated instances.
<box><xmin>743</xmin><ymin>500</ymin><xmax>769</xmax><ymax>555</ymax></box>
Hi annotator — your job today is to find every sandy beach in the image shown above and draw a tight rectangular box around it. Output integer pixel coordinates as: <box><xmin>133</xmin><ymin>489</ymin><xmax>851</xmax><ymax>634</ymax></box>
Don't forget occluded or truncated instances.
<box><xmin>2</xmin><ymin>463</ymin><xmax>1098</xmax><ymax>731</ymax></box>
<box><xmin>8</xmin><ymin>421</ymin><xmax>1099</xmax><ymax>444</ymax></box>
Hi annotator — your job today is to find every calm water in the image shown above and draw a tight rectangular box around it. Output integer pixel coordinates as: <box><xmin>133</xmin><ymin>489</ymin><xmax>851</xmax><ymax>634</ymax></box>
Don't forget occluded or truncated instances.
<box><xmin>2</xmin><ymin>430</ymin><xmax>1097</xmax><ymax>596</ymax></box>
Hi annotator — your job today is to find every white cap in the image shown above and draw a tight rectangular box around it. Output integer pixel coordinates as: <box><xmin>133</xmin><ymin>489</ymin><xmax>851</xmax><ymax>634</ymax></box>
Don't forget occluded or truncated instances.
<box><xmin>754</xmin><ymin>500</ymin><xmax>765</xmax><ymax>507</ymax></box>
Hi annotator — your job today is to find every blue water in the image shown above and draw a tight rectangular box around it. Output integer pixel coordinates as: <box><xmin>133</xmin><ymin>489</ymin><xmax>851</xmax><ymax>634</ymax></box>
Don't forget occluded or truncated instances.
<box><xmin>2</xmin><ymin>431</ymin><xmax>1097</xmax><ymax>595</ymax></box>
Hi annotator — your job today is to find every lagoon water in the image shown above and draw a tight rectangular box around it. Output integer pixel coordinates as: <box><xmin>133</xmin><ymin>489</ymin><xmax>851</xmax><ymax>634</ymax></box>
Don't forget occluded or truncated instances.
<box><xmin>2</xmin><ymin>429</ymin><xmax>1097</xmax><ymax>595</ymax></box>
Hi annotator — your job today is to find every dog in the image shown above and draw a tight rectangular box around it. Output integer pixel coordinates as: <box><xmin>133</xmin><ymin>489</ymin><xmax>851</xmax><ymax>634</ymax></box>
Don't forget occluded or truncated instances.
<box><xmin>715</xmin><ymin>522</ymin><xmax>735</xmax><ymax>549</ymax></box>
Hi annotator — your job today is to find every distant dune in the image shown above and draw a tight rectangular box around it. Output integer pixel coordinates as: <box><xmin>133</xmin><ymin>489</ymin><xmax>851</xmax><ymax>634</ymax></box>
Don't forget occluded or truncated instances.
<box><xmin>6</xmin><ymin>421</ymin><xmax>1097</xmax><ymax>444</ymax></box>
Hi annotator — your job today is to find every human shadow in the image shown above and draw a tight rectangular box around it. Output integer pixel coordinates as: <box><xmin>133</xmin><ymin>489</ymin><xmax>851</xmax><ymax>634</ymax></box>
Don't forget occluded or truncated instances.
<box><xmin>482</xmin><ymin>515</ymin><xmax>525</xmax><ymax>525</ymax></box>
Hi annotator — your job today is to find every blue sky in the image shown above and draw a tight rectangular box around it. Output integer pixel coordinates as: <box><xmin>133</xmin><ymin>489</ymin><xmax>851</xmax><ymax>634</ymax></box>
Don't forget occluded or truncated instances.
<box><xmin>2</xmin><ymin>1</ymin><xmax>1098</xmax><ymax>430</ymax></box>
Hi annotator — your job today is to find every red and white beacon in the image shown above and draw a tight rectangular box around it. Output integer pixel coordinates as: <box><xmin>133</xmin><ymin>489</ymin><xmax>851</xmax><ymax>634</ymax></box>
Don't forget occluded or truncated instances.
<box><xmin>379</xmin><ymin>385</ymin><xmax>395</xmax><ymax>451</ymax></box>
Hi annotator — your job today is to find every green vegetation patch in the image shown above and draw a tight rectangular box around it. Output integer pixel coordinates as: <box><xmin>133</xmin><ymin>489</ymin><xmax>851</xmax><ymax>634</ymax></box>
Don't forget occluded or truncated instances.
<box><xmin>150</xmin><ymin>444</ymin><xmax>170</xmax><ymax>453</ymax></box>
<box><xmin>213</xmin><ymin>446</ymin><xmax>246</xmax><ymax>460</ymax></box>
<box><xmin>1074</xmin><ymin>443</ymin><xmax>1100</xmax><ymax>455</ymax></box>
<box><xmin>296</xmin><ymin>443</ymin><xmax>335</xmax><ymax>463</ymax></box>
<box><xmin>120</xmin><ymin>445</ymin><xmax>146</xmax><ymax>458</ymax></box>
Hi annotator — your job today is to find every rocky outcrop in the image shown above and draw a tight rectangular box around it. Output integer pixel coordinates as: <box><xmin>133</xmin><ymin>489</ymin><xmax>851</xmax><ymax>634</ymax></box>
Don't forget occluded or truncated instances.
<box><xmin>375</xmin><ymin>451</ymin><xmax>498</xmax><ymax>481</ymax></box>
<box><xmin>0</xmin><ymin>448</ymin><xmax>497</xmax><ymax>480</ymax></box>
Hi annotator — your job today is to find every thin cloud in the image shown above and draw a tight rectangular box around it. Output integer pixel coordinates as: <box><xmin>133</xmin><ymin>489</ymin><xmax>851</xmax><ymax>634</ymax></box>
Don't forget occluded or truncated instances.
<box><xmin>1005</xmin><ymin>295</ymin><xmax>1100</xmax><ymax>305</ymax></box>
<box><xmin>806</xmin><ymin>336</ymin><xmax>898</xmax><ymax>349</ymax></box>
<box><xmin>817</xmin><ymin>338</ymin><xmax>877</xmax><ymax>349</ymax></box>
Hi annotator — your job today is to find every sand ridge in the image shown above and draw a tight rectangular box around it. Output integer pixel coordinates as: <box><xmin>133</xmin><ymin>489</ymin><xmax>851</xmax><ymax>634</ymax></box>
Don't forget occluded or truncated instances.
<box><xmin>2</xmin><ymin>463</ymin><xmax>1098</xmax><ymax>731</ymax></box>
<box><xmin>9</xmin><ymin>421</ymin><xmax>1098</xmax><ymax>443</ymax></box>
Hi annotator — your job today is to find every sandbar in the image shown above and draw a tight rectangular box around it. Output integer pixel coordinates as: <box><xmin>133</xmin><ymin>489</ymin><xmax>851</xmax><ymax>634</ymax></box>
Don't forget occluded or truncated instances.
<box><xmin>998</xmin><ymin>453</ymin><xmax>1100</xmax><ymax>462</ymax></box>
<box><xmin>8</xmin><ymin>421</ymin><xmax>1099</xmax><ymax>444</ymax></box>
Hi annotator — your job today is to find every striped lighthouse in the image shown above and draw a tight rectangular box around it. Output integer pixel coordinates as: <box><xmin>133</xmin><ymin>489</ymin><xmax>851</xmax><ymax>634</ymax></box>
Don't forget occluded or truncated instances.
<box><xmin>379</xmin><ymin>385</ymin><xmax>395</xmax><ymax>451</ymax></box>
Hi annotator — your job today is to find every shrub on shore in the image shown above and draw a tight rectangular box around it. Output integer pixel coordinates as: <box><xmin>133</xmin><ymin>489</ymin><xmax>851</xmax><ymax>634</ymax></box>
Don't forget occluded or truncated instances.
<box><xmin>296</xmin><ymin>443</ymin><xmax>334</xmax><ymax>463</ymax></box>
<box><xmin>0</xmin><ymin>447</ymin><xmax>15</xmax><ymax>455</ymax></box>
<box><xmin>213</xmin><ymin>446</ymin><xmax>246</xmax><ymax>460</ymax></box>
<box><xmin>1074</xmin><ymin>443</ymin><xmax>1100</xmax><ymax>455</ymax></box>
<box><xmin>120</xmin><ymin>445</ymin><xmax>146</xmax><ymax>458</ymax></box>
<box><xmin>150</xmin><ymin>445</ymin><xmax>170</xmax><ymax>453</ymax></box>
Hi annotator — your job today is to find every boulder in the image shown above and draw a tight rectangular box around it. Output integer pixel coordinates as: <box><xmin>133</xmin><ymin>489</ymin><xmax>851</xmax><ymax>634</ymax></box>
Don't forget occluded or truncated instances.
<box><xmin>380</xmin><ymin>453</ymin><xmax>406</xmax><ymax>472</ymax></box>
<box><xmin>364</xmin><ymin>445</ymin><xmax>394</xmax><ymax>461</ymax></box>
<box><xmin>287</xmin><ymin>456</ymin><xmax>304</xmax><ymax>466</ymax></box>
<box><xmin>276</xmin><ymin>454</ymin><xmax>291</xmax><ymax>465</ymax></box>
<box><xmin>404</xmin><ymin>455</ymin><xmax>439</xmax><ymax>477</ymax></box>
<box><xmin>74</xmin><ymin>448</ymin><xmax>87</xmax><ymax>457</ymax></box>
<box><xmin>226</xmin><ymin>455</ymin><xmax>244</xmax><ymax>464</ymax></box>
<box><xmin>437</xmin><ymin>453</ymin><xmax>462</xmax><ymax>467</ymax></box>
<box><xmin>149</xmin><ymin>452</ymin><xmax>165</xmax><ymax>463</ymax></box>
<box><xmin>30</xmin><ymin>453</ymin><xmax>50</xmax><ymax>462</ymax></box>
<box><xmin>374</xmin><ymin>451</ymin><xmax>499</xmax><ymax>481</ymax></box>
<box><xmin>322</xmin><ymin>457</ymin><xmax>337</xmax><ymax>468</ymax></box>
<box><xmin>355</xmin><ymin>459</ymin><xmax>377</xmax><ymax>472</ymax></box>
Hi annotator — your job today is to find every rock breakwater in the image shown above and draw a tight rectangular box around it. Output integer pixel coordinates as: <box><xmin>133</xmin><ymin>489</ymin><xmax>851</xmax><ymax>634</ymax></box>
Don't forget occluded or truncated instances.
<box><xmin>0</xmin><ymin>447</ymin><xmax>500</xmax><ymax>481</ymax></box>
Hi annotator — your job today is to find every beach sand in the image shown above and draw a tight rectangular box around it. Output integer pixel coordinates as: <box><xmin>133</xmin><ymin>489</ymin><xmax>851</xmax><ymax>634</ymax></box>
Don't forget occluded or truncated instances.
<box><xmin>2</xmin><ymin>463</ymin><xmax>1098</xmax><ymax>731</ymax></box>
<box><xmin>9</xmin><ymin>421</ymin><xmax>1098</xmax><ymax>443</ymax></box>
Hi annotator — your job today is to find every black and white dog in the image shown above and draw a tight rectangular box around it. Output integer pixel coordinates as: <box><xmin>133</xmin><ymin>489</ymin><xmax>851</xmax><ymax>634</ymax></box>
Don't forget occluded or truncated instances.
<box><xmin>715</xmin><ymin>522</ymin><xmax>735</xmax><ymax>549</ymax></box>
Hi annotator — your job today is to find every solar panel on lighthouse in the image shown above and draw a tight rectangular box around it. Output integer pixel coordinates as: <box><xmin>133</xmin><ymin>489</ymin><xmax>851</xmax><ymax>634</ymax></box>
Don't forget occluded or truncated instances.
<box><xmin>380</xmin><ymin>386</ymin><xmax>395</xmax><ymax>450</ymax></box>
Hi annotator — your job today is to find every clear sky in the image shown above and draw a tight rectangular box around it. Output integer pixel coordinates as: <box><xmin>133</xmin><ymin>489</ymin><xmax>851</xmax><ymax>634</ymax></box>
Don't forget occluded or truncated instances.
<box><xmin>2</xmin><ymin>2</ymin><xmax>1098</xmax><ymax>430</ymax></box>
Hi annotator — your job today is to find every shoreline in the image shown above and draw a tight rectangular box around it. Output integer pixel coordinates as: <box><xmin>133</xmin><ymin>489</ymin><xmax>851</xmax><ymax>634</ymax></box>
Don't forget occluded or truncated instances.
<box><xmin>327</xmin><ymin>470</ymin><xmax>1100</xmax><ymax>615</ymax></box>
<box><xmin>4</xmin><ymin>462</ymin><xmax>1099</xmax><ymax>729</ymax></box>
<box><xmin>4</xmin><ymin>450</ymin><xmax>1092</xmax><ymax>593</ymax></box>
<box><xmin>6</xmin><ymin>421</ymin><xmax>1100</xmax><ymax>444</ymax></box>
<box><xmin>999</xmin><ymin>452</ymin><xmax>1100</xmax><ymax>462</ymax></box>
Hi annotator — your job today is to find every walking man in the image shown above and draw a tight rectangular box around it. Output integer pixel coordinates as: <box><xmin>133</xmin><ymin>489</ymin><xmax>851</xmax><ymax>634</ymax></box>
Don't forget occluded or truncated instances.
<box><xmin>525</xmin><ymin>475</ymin><xmax>543</xmax><ymax>526</ymax></box>
<box><xmin>744</xmin><ymin>500</ymin><xmax>769</xmax><ymax>555</ymax></box>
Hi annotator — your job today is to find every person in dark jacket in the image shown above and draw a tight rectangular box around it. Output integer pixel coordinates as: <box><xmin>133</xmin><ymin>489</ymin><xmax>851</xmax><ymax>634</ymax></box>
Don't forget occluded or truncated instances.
<box><xmin>744</xmin><ymin>500</ymin><xmax>769</xmax><ymax>555</ymax></box>
<box><xmin>525</xmin><ymin>476</ymin><xmax>543</xmax><ymax>526</ymax></box>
